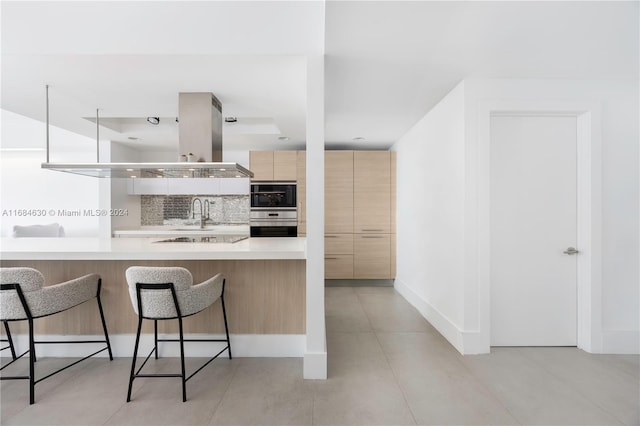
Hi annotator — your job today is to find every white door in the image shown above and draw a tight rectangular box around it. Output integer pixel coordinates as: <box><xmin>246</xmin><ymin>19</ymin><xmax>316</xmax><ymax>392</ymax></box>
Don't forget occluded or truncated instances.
<box><xmin>490</xmin><ymin>115</ymin><xmax>577</xmax><ymax>346</ymax></box>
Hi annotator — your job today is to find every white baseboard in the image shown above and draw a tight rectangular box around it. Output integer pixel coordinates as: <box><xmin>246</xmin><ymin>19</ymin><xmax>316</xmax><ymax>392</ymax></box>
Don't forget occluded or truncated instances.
<box><xmin>303</xmin><ymin>351</ymin><xmax>327</xmax><ymax>379</ymax></box>
<box><xmin>601</xmin><ymin>330</ymin><xmax>640</xmax><ymax>354</ymax></box>
<box><xmin>394</xmin><ymin>278</ymin><xmax>465</xmax><ymax>354</ymax></box>
<box><xmin>1</xmin><ymin>333</ymin><xmax>305</xmax><ymax>358</ymax></box>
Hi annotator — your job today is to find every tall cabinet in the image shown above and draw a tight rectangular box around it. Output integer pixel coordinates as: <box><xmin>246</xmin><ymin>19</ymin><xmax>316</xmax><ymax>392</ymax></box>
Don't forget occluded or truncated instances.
<box><xmin>353</xmin><ymin>151</ymin><xmax>392</xmax><ymax>279</ymax></box>
<box><xmin>325</xmin><ymin>151</ymin><xmax>354</xmax><ymax>279</ymax></box>
<box><xmin>324</xmin><ymin>150</ymin><xmax>396</xmax><ymax>280</ymax></box>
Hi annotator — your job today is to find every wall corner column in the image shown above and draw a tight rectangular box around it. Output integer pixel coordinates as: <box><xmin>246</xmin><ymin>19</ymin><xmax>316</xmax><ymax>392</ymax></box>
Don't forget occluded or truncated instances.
<box><xmin>304</xmin><ymin>54</ymin><xmax>327</xmax><ymax>379</ymax></box>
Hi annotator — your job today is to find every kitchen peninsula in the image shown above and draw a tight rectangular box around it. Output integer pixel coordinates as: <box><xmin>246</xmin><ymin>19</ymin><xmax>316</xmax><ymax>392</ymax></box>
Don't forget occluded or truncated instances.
<box><xmin>0</xmin><ymin>236</ymin><xmax>306</xmax><ymax>357</ymax></box>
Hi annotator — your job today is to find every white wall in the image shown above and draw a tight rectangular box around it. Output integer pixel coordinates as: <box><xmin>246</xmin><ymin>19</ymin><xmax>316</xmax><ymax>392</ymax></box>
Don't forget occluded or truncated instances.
<box><xmin>392</xmin><ymin>79</ymin><xmax>639</xmax><ymax>354</ymax></box>
<box><xmin>0</xmin><ymin>110</ymin><xmax>101</xmax><ymax>237</ymax></box>
<box><xmin>391</xmin><ymin>82</ymin><xmax>467</xmax><ymax>351</ymax></box>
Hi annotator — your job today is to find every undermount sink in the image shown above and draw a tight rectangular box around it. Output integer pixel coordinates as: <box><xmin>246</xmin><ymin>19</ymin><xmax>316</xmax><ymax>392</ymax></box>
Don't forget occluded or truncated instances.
<box><xmin>154</xmin><ymin>235</ymin><xmax>248</xmax><ymax>244</ymax></box>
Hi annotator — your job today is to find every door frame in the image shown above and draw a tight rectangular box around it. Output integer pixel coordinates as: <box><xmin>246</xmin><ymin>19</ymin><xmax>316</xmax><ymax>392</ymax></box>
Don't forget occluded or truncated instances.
<box><xmin>476</xmin><ymin>100</ymin><xmax>602</xmax><ymax>353</ymax></box>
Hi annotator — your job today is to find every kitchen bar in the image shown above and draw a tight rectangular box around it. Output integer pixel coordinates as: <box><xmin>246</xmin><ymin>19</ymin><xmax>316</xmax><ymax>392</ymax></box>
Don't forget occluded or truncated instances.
<box><xmin>0</xmin><ymin>237</ymin><xmax>307</xmax><ymax>356</ymax></box>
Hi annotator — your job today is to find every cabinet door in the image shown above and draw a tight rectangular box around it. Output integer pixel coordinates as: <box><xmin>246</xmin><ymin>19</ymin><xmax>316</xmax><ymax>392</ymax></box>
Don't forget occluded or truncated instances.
<box><xmin>274</xmin><ymin>151</ymin><xmax>297</xmax><ymax>181</ymax></box>
<box><xmin>130</xmin><ymin>178</ymin><xmax>168</xmax><ymax>194</ymax></box>
<box><xmin>354</xmin><ymin>151</ymin><xmax>391</xmax><ymax>233</ymax></box>
<box><xmin>391</xmin><ymin>151</ymin><xmax>396</xmax><ymax>233</ymax></box>
<box><xmin>325</xmin><ymin>151</ymin><xmax>354</xmax><ymax>233</ymax></box>
<box><xmin>296</xmin><ymin>151</ymin><xmax>306</xmax><ymax>235</ymax></box>
<box><xmin>250</xmin><ymin>151</ymin><xmax>274</xmax><ymax>181</ymax></box>
<box><xmin>325</xmin><ymin>254</ymin><xmax>354</xmax><ymax>279</ymax></box>
<box><xmin>354</xmin><ymin>234</ymin><xmax>391</xmax><ymax>279</ymax></box>
<box><xmin>325</xmin><ymin>234</ymin><xmax>353</xmax><ymax>254</ymax></box>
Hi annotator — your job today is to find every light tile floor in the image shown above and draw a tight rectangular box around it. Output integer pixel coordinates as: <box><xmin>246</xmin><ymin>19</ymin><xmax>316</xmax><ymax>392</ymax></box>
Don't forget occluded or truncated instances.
<box><xmin>1</xmin><ymin>286</ymin><xmax>638</xmax><ymax>425</ymax></box>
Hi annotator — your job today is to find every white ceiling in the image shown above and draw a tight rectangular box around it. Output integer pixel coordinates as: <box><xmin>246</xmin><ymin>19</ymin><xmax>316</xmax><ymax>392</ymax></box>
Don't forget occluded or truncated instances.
<box><xmin>1</xmin><ymin>1</ymin><xmax>637</xmax><ymax>153</ymax></box>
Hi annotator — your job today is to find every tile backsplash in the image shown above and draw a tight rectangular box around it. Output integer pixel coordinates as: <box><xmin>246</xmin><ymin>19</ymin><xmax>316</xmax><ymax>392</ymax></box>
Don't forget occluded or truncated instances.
<box><xmin>141</xmin><ymin>195</ymin><xmax>249</xmax><ymax>226</ymax></box>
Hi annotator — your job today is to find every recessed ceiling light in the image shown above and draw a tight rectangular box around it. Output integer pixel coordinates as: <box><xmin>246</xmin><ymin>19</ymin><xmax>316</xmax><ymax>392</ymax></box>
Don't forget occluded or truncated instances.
<box><xmin>219</xmin><ymin>168</ymin><xmax>226</xmax><ymax>171</ymax></box>
<box><xmin>128</xmin><ymin>136</ymin><xmax>139</xmax><ymax>141</ymax></box>
<box><xmin>352</xmin><ymin>136</ymin><xmax>365</xmax><ymax>141</ymax></box>
<box><xmin>126</xmin><ymin>168</ymin><xmax>134</xmax><ymax>172</ymax></box>
<box><xmin>146</xmin><ymin>117</ymin><xmax>160</xmax><ymax>125</ymax></box>
<box><xmin>224</xmin><ymin>117</ymin><xmax>237</xmax><ymax>123</ymax></box>
<box><xmin>278</xmin><ymin>136</ymin><xmax>290</xmax><ymax>141</ymax></box>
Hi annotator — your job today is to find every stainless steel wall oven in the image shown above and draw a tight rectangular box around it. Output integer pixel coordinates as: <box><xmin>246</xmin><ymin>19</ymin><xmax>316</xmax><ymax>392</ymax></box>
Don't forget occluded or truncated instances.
<box><xmin>250</xmin><ymin>182</ymin><xmax>297</xmax><ymax>237</ymax></box>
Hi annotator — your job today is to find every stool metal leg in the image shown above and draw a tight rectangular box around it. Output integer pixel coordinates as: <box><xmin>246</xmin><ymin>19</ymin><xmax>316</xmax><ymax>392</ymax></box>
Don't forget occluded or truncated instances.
<box><xmin>28</xmin><ymin>318</ymin><xmax>35</xmax><ymax>405</ymax></box>
<box><xmin>3</xmin><ymin>321</ymin><xmax>16</xmax><ymax>360</ymax></box>
<box><xmin>154</xmin><ymin>320</ymin><xmax>158</xmax><ymax>360</ymax></box>
<box><xmin>127</xmin><ymin>315</ymin><xmax>143</xmax><ymax>402</ymax></box>
<box><xmin>96</xmin><ymin>280</ymin><xmax>113</xmax><ymax>360</ymax></box>
<box><xmin>221</xmin><ymin>294</ymin><xmax>232</xmax><ymax>359</ymax></box>
<box><xmin>178</xmin><ymin>315</ymin><xmax>186</xmax><ymax>402</ymax></box>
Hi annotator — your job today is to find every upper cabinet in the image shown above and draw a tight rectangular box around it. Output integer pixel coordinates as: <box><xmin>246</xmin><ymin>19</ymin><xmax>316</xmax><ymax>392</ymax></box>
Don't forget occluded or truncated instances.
<box><xmin>128</xmin><ymin>178</ymin><xmax>249</xmax><ymax>195</ymax></box>
<box><xmin>274</xmin><ymin>151</ymin><xmax>297</xmax><ymax>181</ymax></box>
<box><xmin>249</xmin><ymin>151</ymin><xmax>274</xmax><ymax>181</ymax></box>
<box><xmin>325</xmin><ymin>151</ymin><xmax>354</xmax><ymax>234</ymax></box>
<box><xmin>354</xmin><ymin>151</ymin><xmax>391</xmax><ymax>233</ymax></box>
<box><xmin>250</xmin><ymin>151</ymin><xmax>297</xmax><ymax>181</ymax></box>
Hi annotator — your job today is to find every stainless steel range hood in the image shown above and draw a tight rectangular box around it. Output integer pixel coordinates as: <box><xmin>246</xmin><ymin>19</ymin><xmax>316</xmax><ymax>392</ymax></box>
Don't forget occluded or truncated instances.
<box><xmin>41</xmin><ymin>91</ymin><xmax>253</xmax><ymax>178</ymax></box>
<box><xmin>41</xmin><ymin>162</ymin><xmax>252</xmax><ymax>178</ymax></box>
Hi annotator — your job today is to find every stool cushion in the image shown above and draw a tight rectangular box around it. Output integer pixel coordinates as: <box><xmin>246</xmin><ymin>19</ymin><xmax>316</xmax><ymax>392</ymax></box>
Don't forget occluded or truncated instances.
<box><xmin>126</xmin><ymin>267</ymin><xmax>224</xmax><ymax>319</ymax></box>
<box><xmin>0</xmin><ymin>268</ymin><xmax>99</xmax><ymax>320</ymax></box>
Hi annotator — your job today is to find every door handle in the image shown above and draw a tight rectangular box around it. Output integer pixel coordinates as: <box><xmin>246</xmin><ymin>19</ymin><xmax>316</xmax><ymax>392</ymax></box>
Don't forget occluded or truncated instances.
<box><xmin>563</xmin><ymin>247</ymin><xmax>580</xmax><ymax>255</ymax></box>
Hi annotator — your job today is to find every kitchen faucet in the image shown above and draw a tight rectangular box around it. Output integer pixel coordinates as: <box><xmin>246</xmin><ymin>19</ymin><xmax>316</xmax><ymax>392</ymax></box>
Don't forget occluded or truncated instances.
<box><xmin>192</xmin><ymin>198</ymin><xmax>214</xmax><ymax>229</ymax></box>
<box><xmin>191</xmin><ymin>198</ymin><xmax>206</xmax><ymax>229</ymax></box>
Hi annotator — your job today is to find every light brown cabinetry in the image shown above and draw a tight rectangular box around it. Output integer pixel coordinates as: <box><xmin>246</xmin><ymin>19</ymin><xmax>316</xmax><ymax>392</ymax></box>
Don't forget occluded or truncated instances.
<box><xmin>354</xmin><ymin>234</ymin><xmax>391</xmax><ymax>279</ymax></box>
<box><xmin>354</xmin><ymin>151</ymin><xmax>391</xmax><ymax>233</ymax></box>
<box><xmin>249</xmin><ymin>151</ymin><xmax>275</xmax><ymax>181</ymax></box>
<box><xmin>324</xmin><ymin>151</ymin><xmax>354</xmax><ymax>279</ymax></box>
<box><xmin>325</xmin><ymin>151</ymin><xmax>354</xmax><ymax>234</ymax></box>
<box><xmin>325</xmin><ymin>255</ymin><xmax>354</xmax><ymax>279</ymax></box>
<box><xmin>248</xmin><ymin>149</ymin><xmax>395</xmax><ymax>280</ymax></box>
<box><xmin>390</xmin><ymin>152</ymin><xmax>396</xmax><ymax>278</ymax></box>
<box><xmin>274</xmin><ymin>151</ymin><xmax>297</xmax><ymax>181</ymax></box>
<box><xmin>324</xmin><ymin>150</ymin><xmax>395</xmax><ymax>280</ymax></box>
<box><xmin>325</xmin><ymin>234</ymin><xmax>354</xmax><ymax>279</ymax></box>
<box><xmin>249</xmin><ymin>151</ymin><xmax>297</xmax><ymax>181</ymax></box>
<box><xmin>325</xmin><ymin>233</ymin><xmax>354</xmax><ymax>254</ymax></box>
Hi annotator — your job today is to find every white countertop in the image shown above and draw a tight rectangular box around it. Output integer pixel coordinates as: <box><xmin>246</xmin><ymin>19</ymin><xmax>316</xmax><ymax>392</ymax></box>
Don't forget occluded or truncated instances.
<box><xmin>0</xmin><ymin>237</ymin><xmax>306</xmax><ymax>261</ymax></box>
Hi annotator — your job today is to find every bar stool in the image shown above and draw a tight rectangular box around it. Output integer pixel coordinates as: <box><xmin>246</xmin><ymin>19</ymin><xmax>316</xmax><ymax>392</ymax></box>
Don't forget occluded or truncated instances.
<box><xmin>125</xmin><ymin>267</ymin><xmax>231</xmax><ymax>402</ymax></box>
<box><xmin>0</xmin><ymin>267</ymin><xmax>113</xmax><ymax>404</ymax></box>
